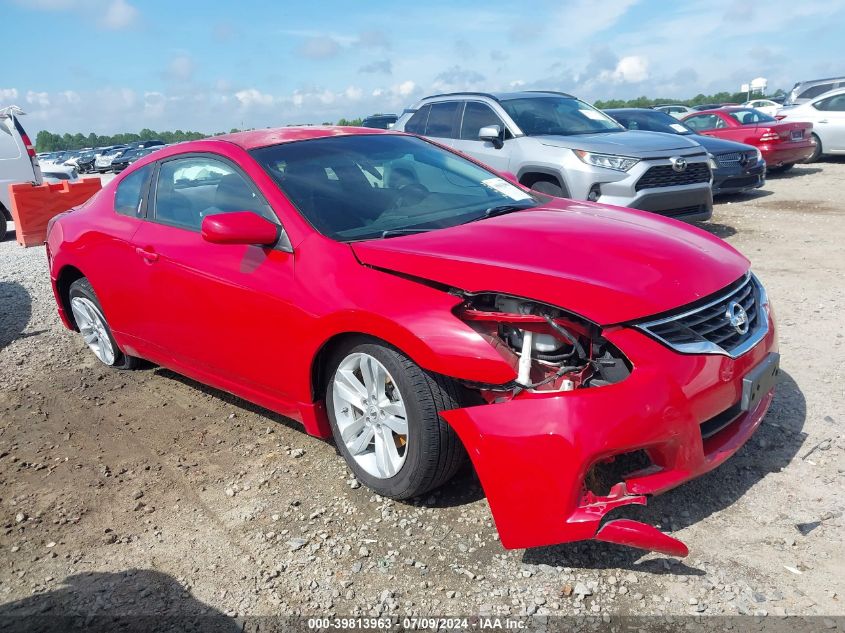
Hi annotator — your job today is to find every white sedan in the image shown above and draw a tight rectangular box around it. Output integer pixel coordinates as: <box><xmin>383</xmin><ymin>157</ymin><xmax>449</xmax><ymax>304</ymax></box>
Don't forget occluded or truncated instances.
<box><xmin>743</xmin><ymin>99</ymin><xmax>781</xmax><ymax>117</ymax></box>
<box><xmin>776</xmin><ymin>87</ymin><xmax>845</xmax><ymax>162</ymax></box>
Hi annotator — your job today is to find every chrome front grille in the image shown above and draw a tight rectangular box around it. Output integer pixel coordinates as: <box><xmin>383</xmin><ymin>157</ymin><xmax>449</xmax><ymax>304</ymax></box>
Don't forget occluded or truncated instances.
<box><xmin>715</xmin><ymin>150</ymin><xmax>758</xmax><ymax>168</ymax></box>
<box><xmin>635</xmin><ymin>274</ymin><xmax>769</xmax><ymax>358</ymax></box>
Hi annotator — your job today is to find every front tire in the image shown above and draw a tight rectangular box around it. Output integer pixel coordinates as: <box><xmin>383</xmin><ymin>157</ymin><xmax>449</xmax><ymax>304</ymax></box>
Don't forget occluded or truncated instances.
<box><xmin>528</xmin><ymin>179</ymin><xmax>564</xmax><ymax>197</ymax></box>
<box><xmin>0</xmin><ymin>215</ymin><xmax>6</xmax><ymax>242</ymax></box>
<box><xmin>326</xmin><ymin>340</ymin><xmax>467</xmax><ymax>499</ymax></box>
<box><xmin>68</xmin><ymin>278</ymin><xmax>139</xmax><ymax>369</ymax></box>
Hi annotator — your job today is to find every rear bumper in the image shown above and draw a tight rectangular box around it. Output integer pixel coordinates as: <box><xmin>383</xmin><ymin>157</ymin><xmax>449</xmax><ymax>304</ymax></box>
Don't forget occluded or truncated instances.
<box><xmin>441</xmin><ymin>317</ymin><xmax>777</xmax><ymax>553</ymax></box>
<box><xmin>760</xmin><ymin>141</ymin><xmax>815</xmax><ymax>166</ymax></box>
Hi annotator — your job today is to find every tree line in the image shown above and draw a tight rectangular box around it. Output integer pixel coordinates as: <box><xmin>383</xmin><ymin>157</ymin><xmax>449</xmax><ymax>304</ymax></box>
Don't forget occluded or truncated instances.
<box><xmin>34</xmin><ymin>88</ymin><xmax>783</xmax><ymax>152</ymax></box>
<box><xmin>35</xmin><ymin>128</ymin><xmax>213</xmax><ymax>152</ymax></box>
<box><xmin>593</xmin><ymin>89</ymin><xmax>785</xmax><ymax>110</ymax></box>
<box><xmin>35</xmin><ymin>120</ymin><xmax>365</xmax><ymax>152</ymax></box>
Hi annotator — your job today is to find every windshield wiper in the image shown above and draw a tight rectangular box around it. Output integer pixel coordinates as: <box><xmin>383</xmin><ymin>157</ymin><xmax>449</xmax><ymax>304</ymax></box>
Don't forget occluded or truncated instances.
<box><xmin>380</xmin><ymin>228</ymin><xmax>435</xmax><ymax>239</ymax></box>
<box><xmin>466</xmin><ymin>203</ymin><xmax>535</xmax><ymax>223</ymax></box>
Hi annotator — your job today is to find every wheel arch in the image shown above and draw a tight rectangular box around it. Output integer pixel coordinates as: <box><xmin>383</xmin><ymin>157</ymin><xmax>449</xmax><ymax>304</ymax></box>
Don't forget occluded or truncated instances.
<box><xmin>55</xmin><ymin>264</ymin><xmax>87</xmax><ymax>331</ymax></box>
<box><xmin>517</xmin><ymin>168</ymin><xmax>570</xmax><ymax>196</ymax></box>
<box><xmin>0</xmin><ymin>202</ymin><xmax>11</xmax><ymax>221</ymax></box>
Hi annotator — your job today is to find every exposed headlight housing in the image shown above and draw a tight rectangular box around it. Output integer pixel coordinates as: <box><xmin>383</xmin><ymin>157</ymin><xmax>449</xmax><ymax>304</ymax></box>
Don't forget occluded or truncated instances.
<box><xmin>574</xmin><ymin>150</ymin><xmax>639</xmax><ymax>172</ymax></box>
<box><xmin>708</xmin><ymin>153</ymin><xmax>718</xmax><ymax>170</ymax></box>
<box><xmin>754</xmin><ymin>147</ymin><xmax>763</xmax><ymax>162</ymax></box>
<box><xmin>455</xmin><ymin>293</ymin><xmax>630</xmax><ymax>394</ymax></box>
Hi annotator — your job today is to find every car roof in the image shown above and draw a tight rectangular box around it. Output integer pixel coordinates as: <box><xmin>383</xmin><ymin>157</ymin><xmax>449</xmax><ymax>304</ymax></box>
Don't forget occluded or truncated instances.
<box><xmin>420</xmin><ymin>90</ymin><xmax>575</xmax><ymax>102</ymax></box>
<box><xmin>211</xmin><ymin>125</ymin><xmax>394</xmax><ymax>150</ymax></box>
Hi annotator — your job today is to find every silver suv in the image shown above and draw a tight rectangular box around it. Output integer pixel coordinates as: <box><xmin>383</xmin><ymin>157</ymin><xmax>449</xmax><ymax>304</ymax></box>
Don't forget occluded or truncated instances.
<box><xmin>393</xmin><ymin>91</ymin><xmax>713</xmax><ymax>222</ymax></box>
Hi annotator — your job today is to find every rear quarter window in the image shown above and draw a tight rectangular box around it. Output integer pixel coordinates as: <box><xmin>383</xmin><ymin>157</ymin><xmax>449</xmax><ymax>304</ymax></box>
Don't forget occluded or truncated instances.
<box><xmin>403</xmin><ymin>105</ymin><xmax>431</xmax><ymax>135</ymax></box>
<box><xmin>115</xmin><ymin>164</ymin><xmax>153</xmax><ymax>217</ymax></box>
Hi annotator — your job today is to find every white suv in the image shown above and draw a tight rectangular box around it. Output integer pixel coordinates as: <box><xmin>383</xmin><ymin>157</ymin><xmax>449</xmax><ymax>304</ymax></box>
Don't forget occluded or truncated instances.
<box><xmin>0</xmin><ymin>106</ymin><xmax>43</xmax><ymax>241</ymax></box>
<box><xmin>393</xmin><ymin>91</ymin><xmax>713</xmax><ymax>222</ymax></box>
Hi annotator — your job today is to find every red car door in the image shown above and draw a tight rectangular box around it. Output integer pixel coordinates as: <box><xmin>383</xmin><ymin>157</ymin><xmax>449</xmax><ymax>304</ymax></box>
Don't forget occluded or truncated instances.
<box><xmin>83</xmin><ymin>164</ymin><xmax>157</xmax><ymax>351</ymax></box>
<box><xmin>129</xmin><ymin>153</ymin><xmax>301</xmax><ymax>402</ymax></box>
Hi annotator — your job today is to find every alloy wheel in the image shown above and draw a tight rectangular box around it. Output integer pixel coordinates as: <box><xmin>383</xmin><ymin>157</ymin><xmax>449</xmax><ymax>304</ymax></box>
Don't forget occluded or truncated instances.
<box><xmin>70</xmin><ymin>296</ymin><xmax>116</xmax><ymax>365</ymax></box>
<box><xmin>332</xmin><ymin>352</ymin><xmax>408</xmax><ymax>479</ymax></box>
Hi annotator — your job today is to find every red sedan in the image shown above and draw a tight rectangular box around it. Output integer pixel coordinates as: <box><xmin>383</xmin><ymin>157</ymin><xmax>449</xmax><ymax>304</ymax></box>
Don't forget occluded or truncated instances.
<box><xmin>682</xmin><ymin>107</ymin><xmax>815</xmax><ymax>171</ymax></box>
<box><xmin>46</xmin><ymin>127</ymin><xmax>779</xmax><ymax>556</ymax></box>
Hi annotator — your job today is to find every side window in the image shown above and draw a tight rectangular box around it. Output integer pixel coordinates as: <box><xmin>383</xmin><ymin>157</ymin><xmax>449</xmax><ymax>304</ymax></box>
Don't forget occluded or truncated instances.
<box><xmin>800</xmin><ymin>83</ymin><xmax>833</xmax><ymax>100</ymax></box>
<box><xmin>403</xmin><ymin>105</ymin><xmax>431</xmax><ymax>135</ymax></box>
<box><xmin>153</xmin><ymin>156</ymin><xmax>274</xmax><ymax>230</ymax></box>
<box><xmin>460</xmin><ymin>102</ymin><xmax>507</xmax><ymax>140</ymax></box>
<box><xmin>815</xmin><ymin>94</ymin><xmax>845</xmax><ymax>111</ymax></box>
<box><xmin>115</xmin><ymin>164</ymin><xmax>153</xmax><ymax>217</ymax></box>
<box><xmin>424</xmin><ymin>102</ymin><xmax>460</xmax><ymax>138</ymax></box>
<box><xmin>684</xmin><ymin>115</ymin><xmax>712</xmax><ymax>131</ymax></box>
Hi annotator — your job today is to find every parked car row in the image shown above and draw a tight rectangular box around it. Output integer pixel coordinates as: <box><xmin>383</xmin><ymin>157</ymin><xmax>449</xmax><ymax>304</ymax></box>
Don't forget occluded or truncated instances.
<box><xmin>38</xmin><ymin>139</ymin><xmax>166</xmax><ymax>175</ymax></box>
<box><xmin>381</xmin><ymin>81</ymin><xmax>844</xmax><ymax>220</ymax></box>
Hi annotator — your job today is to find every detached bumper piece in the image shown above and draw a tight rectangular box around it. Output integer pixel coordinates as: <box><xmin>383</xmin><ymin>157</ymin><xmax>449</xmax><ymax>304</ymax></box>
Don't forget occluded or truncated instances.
<box><xmin>595</xmin><ymin>519</ymin><xmax>688</xmax><ymax>558</ymax></box>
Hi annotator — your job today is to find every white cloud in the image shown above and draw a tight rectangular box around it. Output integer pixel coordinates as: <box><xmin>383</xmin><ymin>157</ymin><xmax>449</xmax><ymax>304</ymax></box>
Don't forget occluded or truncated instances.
<box><xmin>100</xmin><ymin>0</ymin><xmax>139</xmax><ymax>30</ymax></box>
<box><xmin>599</xmin><ymin>55</ymin><xmax>650</xmax><ymax>83</ymax></box>
<box><xmin>235</xmin><ymin>88</ymin><xmax>275</xmax><ymax>108</ymax></box>
<box><xmin>0</xmin><ymin>88</ymin><xmax>19</xmax><ymax>101</ymax></box>
<box><xmin>144</xmin><ymin>92</ymin><xmax>166</xmax><ymax>117</ymax></box>
<box><xmin>344</xmin><ymin>86</ymin><xmax>363</xmax><ymax>101</ymax></box>
<box><xmin>26</xmin><ymin>91</ymin><xmax>51</xmax><ymax>107</ymax></box>
<box><xmin>394</xmin><ymin>80</ymin><xmax>416</xmax><ymax>97</ymax></box>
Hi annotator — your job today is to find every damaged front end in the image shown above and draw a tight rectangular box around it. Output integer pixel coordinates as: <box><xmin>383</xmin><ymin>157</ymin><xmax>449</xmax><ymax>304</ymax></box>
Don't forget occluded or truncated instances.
<box><xmin>440</xmin><ymin>296</ymin><xmax>777</xmax><ymax>557</ymax></box>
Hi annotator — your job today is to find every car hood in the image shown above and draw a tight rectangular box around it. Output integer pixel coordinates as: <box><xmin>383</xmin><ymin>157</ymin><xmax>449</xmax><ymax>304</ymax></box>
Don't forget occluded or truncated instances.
<box><xmin>536</xmin><ymin>130</ymin><xmax>703</xmax><ymax>156</ymax></box>
<box><xmin>351</xmin><ymin>202</ymin><xmax>748</xmax><ymax>325</ymax></box>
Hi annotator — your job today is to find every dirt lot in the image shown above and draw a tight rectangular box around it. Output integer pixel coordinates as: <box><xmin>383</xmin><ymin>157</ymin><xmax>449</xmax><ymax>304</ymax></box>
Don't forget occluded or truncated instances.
<box><xmin>1</xmin><ymin>161</ymin><xmax>843</xmax><ymax>624</ymax></box>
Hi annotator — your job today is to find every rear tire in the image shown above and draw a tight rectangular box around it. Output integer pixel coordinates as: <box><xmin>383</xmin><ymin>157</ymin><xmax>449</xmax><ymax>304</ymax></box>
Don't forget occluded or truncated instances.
<box><xmin>0</xmin><ymin>215</ymin><xmax>6</xmax><ymax>242</ymax></box>
<box><xmin>68</xmin><ymin>278</ymin><xmax>139</xmax><ymax>369</ymax></box>
<box><xmin>802</xmin><ymin>133</ymin><xmax>822</xmax><ymax>163</ymax></box>
<box><xmin>326</xmin><ymin>339</ymin><xmax>467</xmax><ymax>500</ymax></box>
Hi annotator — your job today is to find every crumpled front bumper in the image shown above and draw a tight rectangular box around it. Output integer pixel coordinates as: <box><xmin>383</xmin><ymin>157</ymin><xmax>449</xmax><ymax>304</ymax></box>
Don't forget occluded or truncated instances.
<box><xmin>440</xmin><ymin>318</ymin><xmax>777</xmax><ymax>555</ymax></box>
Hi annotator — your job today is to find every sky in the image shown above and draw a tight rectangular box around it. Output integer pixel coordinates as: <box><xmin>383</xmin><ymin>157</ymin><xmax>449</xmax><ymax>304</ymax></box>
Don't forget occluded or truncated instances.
<box><xmin>2</xmin><ymin>0</ymin><xmax>844</xmax><ymax>135</ymax></box>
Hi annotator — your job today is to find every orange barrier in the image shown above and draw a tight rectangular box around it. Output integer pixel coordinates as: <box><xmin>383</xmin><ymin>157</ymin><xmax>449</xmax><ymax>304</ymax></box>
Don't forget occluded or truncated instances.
<box><xmin>8</xmin><ymin>178</ymin><xmax>101</xmax><ymax>247</ymax></box>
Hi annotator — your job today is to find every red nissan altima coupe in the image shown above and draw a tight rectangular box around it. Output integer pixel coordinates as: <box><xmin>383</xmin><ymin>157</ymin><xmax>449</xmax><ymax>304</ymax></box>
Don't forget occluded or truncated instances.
<box><xmin>46</xmin><ymin>127</ymin><xmax>779</xmax><ymax>556</ymax></box>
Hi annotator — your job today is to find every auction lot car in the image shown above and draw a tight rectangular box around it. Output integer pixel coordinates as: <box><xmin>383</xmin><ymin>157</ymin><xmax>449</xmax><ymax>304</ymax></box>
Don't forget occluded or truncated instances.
<box><xmin>46</xmin><ymin>127</ymin><xmax>778</xmax><ymax>555</ymax></box>
<box><xmin>605</xmin><ymin>108</ymin><xmax>765</xmax><ymax>195</ymax></box>
<box><xmin>683</xmin><ymin>107</ymin><xmax>815</xmax><ymax>171</ymax></box>
<box><xmin>393</xmin><ymin>91</ymin><xmax>714</xmax><ymax>222</ymax></box>
<box><xmin>776</xmin><ymin>87</ymin><xmax>845</xmax><ymax>162</ymax></box>
<box><xmin>0</xmin><ymin>105</ymin><xmax>42</xmax><ymax>240</ymax></box>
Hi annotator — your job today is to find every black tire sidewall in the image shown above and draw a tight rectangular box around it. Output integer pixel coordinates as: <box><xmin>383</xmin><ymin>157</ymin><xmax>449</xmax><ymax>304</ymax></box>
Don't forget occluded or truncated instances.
<box><xmin>530</xmin><ymin>179</ymin><xmax>564</xmax><ymax>197</ymax></box>
<box><xmin>0</xmin><ymin>215</ymin><xmax>6</xmax><ymax>242</ymax></box>
<box><xmin>68</xmin><ymin>278</ymin><xmax>129</xmax><ymax>368</ymax></box>
<box><xmin>326</xmin><ymin>342</ymin><xmax>433</xmax><ymax>499</ymax></box>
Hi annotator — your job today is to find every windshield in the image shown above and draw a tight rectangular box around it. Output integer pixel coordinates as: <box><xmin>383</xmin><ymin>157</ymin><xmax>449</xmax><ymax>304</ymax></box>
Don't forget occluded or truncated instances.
<box><xmin>250</xmin><ymin>134</ymin><xmax>540</xmax><ymax>242</ymax></box>
<box><xmin>607</xmin><ymin>110</ymin><xmax>694</xmax><ymax>135</ymax></box>
<box><xmin>500</xmin><ymin>96</ymin><xmax>623</xmax><ymax>136</ymax></box>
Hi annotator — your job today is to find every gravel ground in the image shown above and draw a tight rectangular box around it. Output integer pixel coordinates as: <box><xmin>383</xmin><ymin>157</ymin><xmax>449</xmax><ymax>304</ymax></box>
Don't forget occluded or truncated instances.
<box><xmin>1</xmin><ymin>162</ymin><xmax>843</xmax><ymax>623</ymax></box>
